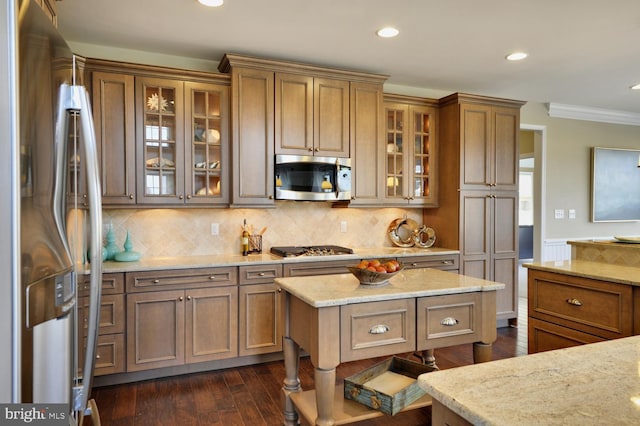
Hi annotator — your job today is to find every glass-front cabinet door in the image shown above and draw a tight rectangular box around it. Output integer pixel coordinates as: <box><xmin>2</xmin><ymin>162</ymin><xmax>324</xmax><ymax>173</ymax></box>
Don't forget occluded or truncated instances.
<box><xmin>136</xmin><ymin>77</ymin><xmax>184</xmax><ymax>204</ymax></box>
<box><xmin>384</xmin><ymin>100</ymin><xmax>436</xmax><ymax>206</ymax></box>
<box><xmin>184</xmin><ymin>82</ymin><xmax>229</xmax><ymax>205</ymax></box>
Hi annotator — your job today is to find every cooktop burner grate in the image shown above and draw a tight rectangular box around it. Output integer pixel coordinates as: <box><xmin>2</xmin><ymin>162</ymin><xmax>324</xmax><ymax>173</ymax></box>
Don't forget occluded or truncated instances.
<box><xmin>270</xmin><ymin>245</ymin><xmax>354</xmax><ymax>257</ymax></box>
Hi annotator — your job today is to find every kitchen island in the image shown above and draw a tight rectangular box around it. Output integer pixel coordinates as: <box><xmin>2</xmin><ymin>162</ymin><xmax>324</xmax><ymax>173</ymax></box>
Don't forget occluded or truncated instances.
<box><xmin>275</xmin><ymin>268</ymin><xmax>504</xmax><ymax>425</ymax></box>
<box><xmin>418</xmin><ymin>334</ymin><xmax>640</xmax><ymax>425</ymax></box>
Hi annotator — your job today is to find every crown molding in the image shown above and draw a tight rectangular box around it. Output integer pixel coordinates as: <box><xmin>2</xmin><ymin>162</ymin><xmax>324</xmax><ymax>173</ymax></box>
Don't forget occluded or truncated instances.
<box><xmin>546</xmin><ymin>103</ymin><xmax>640</xmax><ymax>126</ymax></box>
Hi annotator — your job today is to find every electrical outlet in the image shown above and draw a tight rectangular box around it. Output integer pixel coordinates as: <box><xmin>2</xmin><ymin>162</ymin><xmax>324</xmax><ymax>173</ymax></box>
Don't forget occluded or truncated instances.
<box><xmin>210</xmin><ymin>223</ymin><xmax>219</xmax><ymax>236</ymax></box>
<box><xmin>554</xmin><ymin>209</ymin><xmax>565</xmax><ymax>219</ymax></box>
<box><xmin>568</xmin><ymin>209</ymin><xmax>576</xmax><ymax>219</ymax></box>
<box><xmin>340</xmin><ymin>221</ymin><xmax>347</xmax><ymax>233</ymax></box>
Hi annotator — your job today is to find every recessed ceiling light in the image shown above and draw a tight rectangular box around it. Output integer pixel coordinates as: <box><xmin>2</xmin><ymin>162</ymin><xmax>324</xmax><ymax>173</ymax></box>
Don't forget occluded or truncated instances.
<box><xmin>631</xmin><ymin>83</ymin><xmax>640</xmax><ymax>90</ymax></box>
<box><xmin>505</xmin><ymin>52</ymin><xmax>528</xmax><ymax>61</ymax></box>
<box><xmin>198</xmin><ymin>0</ymin><xmax>223</xmax><ymax>7</ymax></box>
<box><xmin>377</xmin><ymin>27</ymin><xmax>399</xmax><ymax>38</ymax></box>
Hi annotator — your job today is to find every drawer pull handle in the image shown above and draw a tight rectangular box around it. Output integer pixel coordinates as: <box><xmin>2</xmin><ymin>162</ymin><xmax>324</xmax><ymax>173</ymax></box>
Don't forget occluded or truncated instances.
<box><xmin>153</xmin><ymin>279</ymin><xmax>160</xmax><ymax>284</ymax></box>
<box><xmin>441</xmin><ymin>260</ymin><xmax>452</xmax><ymax>264</ymax></box>
<box><xmin>258</xmin><ymin>272</ymin><xmax>265</xmax><ymax>277</ymax></box>
<box><xmin>566</xmin><ymin>298</ymin><xmax>583</xmax><ymax>306</ymax></box>
<box><xmin>411</xmin><ymin>263</ymin><xmax>418</xmax><ymax>267</ymax></box>
<box><xmin>370</xmin><ymin>396</ymin><xmax>382</xmax><ymax>409</ymax></box>
<box><xmin>440</xmin><ymin>317</ymin><xmax>459</xmax><ymax>326</ymax></box>
<box><xmin>369</xmin><ymin>324</ymin><xmax>390</xmax><ymax>334</ymax></box>
<box><xmin>209</xmin><ymin>276</ymin><xmax>216</xmax><ymax>280</ymax></box>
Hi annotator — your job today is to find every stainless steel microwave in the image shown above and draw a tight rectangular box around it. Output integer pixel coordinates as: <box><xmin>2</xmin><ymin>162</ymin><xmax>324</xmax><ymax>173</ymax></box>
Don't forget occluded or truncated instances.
<box><xmin>275</xmin><ymin>154</ymin><xmax>352</xmax><ymax>201</ymax></box>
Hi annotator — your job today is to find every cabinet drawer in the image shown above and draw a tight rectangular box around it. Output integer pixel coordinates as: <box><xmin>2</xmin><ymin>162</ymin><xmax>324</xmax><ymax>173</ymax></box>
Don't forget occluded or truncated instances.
<box><xmin>78</xmin><ymin>272</ymin><xmax>124</xmax><ymax>297</ymax></box>
<box><xmin>79</xmin><ymin>294</ymin><xmax>125</xmax><ymax>336</ymax></box>
<box><xmin>283</xmin><ymin>259</ymin><xmax>354</xmax><ymax>277</ymax></box>
<box><xmin>81</xmin><ymin>333</ymin><xmax>125</xmax><ymax>377</ymax></box>
<box><xmin>417</xmin><ymin>292</ymin><xmax>481</xmax><ymax>350</ymax></box>
<box><xmin>528</xmin><ymin>270</ymin><xmax>633</xmax><ymax>339</ymax></box>
<box><xmin>340</xmin><ymin>299</ymin><xmax>415</xmax><ymax>362</ymax></box>
<box><xmin>94</xmin><ymin>334</ymin><xmax>126</xmax><ymax>376</ymax></box>
<box><xmin>126</xmin><ymin>267</ymin><xmax>238</xmax><ymax>292</ymax></box>
<box><xmin>528</xmin><ymin>317</ymin><xmax>605</xmax><ymax>354</ymax></box>
<box><xmin>239</xmin><ymin>264</ymin><xmax>283</xmax><ymax>285</ymax></box>
<box><xmin>403</xmin><ymin>254</ymin><xmax>459</xmax><ymax>271</ymax></box>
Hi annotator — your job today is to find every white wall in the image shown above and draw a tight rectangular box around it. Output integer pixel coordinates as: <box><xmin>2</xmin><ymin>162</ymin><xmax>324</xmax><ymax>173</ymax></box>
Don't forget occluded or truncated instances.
<box><xmin>521</xmin><ymin>102</ymin><xmax>640</xmax><ymax>241</ymax></box>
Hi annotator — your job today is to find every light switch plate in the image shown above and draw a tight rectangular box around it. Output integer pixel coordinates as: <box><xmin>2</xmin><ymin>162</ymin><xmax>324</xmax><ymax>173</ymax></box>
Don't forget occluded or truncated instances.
<box><xmin>568</xmin><ymin>209</ymin><xmax>576</xmax><ymax>219</ymax></box>
<box><xmin>554</xmin><ymin>209</ymin><xmax>565</xmax><ymax>219</ymax></box>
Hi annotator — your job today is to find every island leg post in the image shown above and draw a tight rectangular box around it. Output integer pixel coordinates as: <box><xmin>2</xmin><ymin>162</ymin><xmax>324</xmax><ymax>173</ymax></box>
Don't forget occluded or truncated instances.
<box><xmin>282</xmin><ymin>336</ymin><xmax>301</xmax><ymax>426</ymax></box>
<box><xmin>314</xmin><ymin>367</ymin><xmax>336</xmax><ymax>426</ymax></box>
<box><xmin>473</xmin><ymin>342</ymin><xmax>492</xmax><ymax>363</ymax></box>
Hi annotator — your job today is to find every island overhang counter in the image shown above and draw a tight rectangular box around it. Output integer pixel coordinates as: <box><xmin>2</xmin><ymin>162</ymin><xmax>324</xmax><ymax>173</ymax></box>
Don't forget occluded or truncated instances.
<box><xmin>275</xmin><ymin>267</ymin><xmax>505</xmax><ymax>425</ymax></box>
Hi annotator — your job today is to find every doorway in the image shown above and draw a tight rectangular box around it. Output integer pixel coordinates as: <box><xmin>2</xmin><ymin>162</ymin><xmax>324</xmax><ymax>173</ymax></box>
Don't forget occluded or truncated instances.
<box><xmin>518</xmin><ymin>125</ymin><xmax>546</xmax><ymax>298</ymax></box>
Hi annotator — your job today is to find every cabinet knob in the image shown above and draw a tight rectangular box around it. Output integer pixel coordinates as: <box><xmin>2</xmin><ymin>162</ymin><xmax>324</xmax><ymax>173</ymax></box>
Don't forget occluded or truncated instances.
<box><xmin>129</xmin><ymin>194</ymin><xmax>134</xmax><ymax>199</ymax></box>
<box><xmin>95</xmin><ymin>354</ymin><xmax>101</xmax><ymax>359</ymax></box>
<box><xmin>277</xmin><ymin>288</ymin><xmax>282</xmax><ymax>293</ymax></box>
<box><xmin>187</xmin><ymin>295</ymin><xmax>192</xmax><ymax>301</ymax></box>
<box><xmin>179</xmin><ymin>195</ymin><xmax>184</xmax><ymax>200</ymax></box>
<box><xmin>369</xmin><ymin>324</ymin><xmax>390</xmax><ymax>335</ymax></box>
<box><xmin>179</xmin><ymin>296</ymin><xmax>184</xmax><ymax>301</ymax></box>
<box><xmin>314</xmin><ymin>147</ymin><xmax>319</xmax><ymax>152</ymax></box>
<box><xmin>187</xmin><ymin>194</ymin><xmax>192</xmax><ymax>199</ymax></box>
<box><xmin>268</xmin><ymin>195</ymin><xmax>274</xmax><ymax>200</ymax></box>
<box><xmin>440</xmin><ymin>317</ymin><xmax>459</xmax><ymax>326</ymax></box>
<box><xmin>308</xmin><ymin>148</ymin><xmax>313</xmax><ymax>152</ymax></box>
<box><xmin>566</xmin><ymin>298</ymin><xmax>583</xmax><ymax>306</ymax></box>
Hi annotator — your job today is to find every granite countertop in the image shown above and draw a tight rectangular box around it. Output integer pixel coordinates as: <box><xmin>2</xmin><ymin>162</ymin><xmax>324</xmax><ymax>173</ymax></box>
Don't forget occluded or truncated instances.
<box><xmin>98</xmin><ymin>246</ymin><xmax>459</xmax><ymax>273</ymax></box>
<box><xmin>418</xmin><ymin>335</ymin><xmax>640</xmax><ymax>425</ymax></box>
<box><xmin>274</xmin><ymin>268</ymin><xmax>504</xmax><ymax>307</ymax></box>
<box><xmin>524</xmin><ymin>260</ymin><xmax>640</xmax><ymax>286</ymax></box>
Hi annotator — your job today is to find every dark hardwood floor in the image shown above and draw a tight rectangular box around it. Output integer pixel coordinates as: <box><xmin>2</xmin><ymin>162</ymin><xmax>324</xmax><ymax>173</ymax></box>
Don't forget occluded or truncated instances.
<box><xmin>90</xmin><ymin>299</ymin><xmax>528</xmax><ymax>426</ymax></box>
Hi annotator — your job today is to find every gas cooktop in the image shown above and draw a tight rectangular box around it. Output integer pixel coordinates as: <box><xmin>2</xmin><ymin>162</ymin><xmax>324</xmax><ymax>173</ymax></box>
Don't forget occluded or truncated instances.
<box><xmin>270</xmin><ymin>245</ymin><xmax>354</xmax><ymax>257</ymax></box>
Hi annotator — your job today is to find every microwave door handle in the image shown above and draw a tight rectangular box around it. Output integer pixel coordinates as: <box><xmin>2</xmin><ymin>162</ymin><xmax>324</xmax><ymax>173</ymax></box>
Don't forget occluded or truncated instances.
<box><xmin>334</xmin><ymin>159</ymin><xmax>340</xmax><ymax>198</ymax></box>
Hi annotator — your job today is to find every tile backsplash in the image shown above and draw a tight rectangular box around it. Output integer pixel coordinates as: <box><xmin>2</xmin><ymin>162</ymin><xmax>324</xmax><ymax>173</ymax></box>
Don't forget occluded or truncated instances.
<box><xmin>102</xmin><ymin>203</ymin><xmax>426</xmax><ymax>258</ymax></box>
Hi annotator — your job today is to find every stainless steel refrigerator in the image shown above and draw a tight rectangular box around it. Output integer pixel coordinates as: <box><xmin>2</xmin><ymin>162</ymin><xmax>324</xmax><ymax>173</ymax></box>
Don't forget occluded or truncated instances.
<box><xmin>12</xmin><ymin>0</ymin><xmax>103</xmax><ymax>423</ymax></box>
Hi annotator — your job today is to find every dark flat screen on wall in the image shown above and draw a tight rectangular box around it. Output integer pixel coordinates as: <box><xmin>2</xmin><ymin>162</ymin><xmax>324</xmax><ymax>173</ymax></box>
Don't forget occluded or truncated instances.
<box><xmin>591</xmin><ymin>147</ymin><xmax>640</xmax><ymax>222</ymax></box>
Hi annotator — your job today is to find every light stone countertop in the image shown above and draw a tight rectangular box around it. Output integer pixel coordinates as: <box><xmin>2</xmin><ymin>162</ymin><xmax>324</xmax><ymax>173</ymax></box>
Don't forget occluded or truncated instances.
<box><xmin>418</xmin><ymin>335</ymin><xmax>640</xmax><ymax>425</ymax></box>
<box><xmin>99</xmin><ymin>246</ymin><xmax>459</xmax><ymax>274</ymax></box>
<box><xmin>274</xmin><ymin>268</ymin><xmax>504</xmax><ymax>308</ymax></box>
<box><xmin>524</xmin><ymin>260</ymin><xmax>640</xmax><ymax>286</ymax></box>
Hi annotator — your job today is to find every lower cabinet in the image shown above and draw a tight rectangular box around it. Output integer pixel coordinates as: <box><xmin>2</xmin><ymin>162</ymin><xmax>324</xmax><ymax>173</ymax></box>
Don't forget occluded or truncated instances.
<box><xmin>238</xmin><ymin>264</ymin><xmax>284</xmax><ymax>356</ymax></box>
<box><xmin>527</xmin><ymin>269</ymin><xmax>635</xmax><ymax>354</ymax></box>
<box><xmin>78</xmin><ymin>273</ymin><xmax>126</xmax><ymax>377</ymax></box>
<box><xmin>126</xmin><ymin>268</ymin><xmax>238</xmax><ymax>372</ymax></box>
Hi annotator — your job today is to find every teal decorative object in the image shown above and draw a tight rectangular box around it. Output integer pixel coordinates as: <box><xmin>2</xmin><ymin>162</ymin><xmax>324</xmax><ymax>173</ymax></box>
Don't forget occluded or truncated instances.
<box><xmin>104</xmin><ymin>226</ymin><xmax>119</xmax><ymax>261</ymax></box>
<box><xmin>114</xmin><ymin>231</ymin><xmax>141</xmax><ymax>262</ymax></box>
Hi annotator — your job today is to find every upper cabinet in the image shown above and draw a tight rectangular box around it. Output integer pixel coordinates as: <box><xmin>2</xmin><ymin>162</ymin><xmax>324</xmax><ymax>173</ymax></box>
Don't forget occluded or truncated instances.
<box><xmin>275</xmin><ymin>73</ymin><xmax>350</xmax><ymax>157</ymax></box>
<box><xmin>382</xmin><ymin>95</ymin><xmax>438</xmax><ymax>207</ymax></box>
<box><xmin>219</xmin><ymin>53</ymin><xmax>388</xmax><ymax>207</ymax></box>
<box><xmin>87</xmin><ymin>59</ymin><xmax>230</xmax><ymax>207</ymax></box>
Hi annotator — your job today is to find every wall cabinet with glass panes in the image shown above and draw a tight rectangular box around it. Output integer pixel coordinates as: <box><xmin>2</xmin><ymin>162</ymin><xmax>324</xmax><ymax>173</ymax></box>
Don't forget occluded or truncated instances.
<box><xmin>383</xmin><ymin>95</ymin><xmax>438</xmax><ymax>207</ymax></box>
<box><xmin>136</xmin><ymin>77</ymin><xmax>229</xmax><ymax>205</ymax></box>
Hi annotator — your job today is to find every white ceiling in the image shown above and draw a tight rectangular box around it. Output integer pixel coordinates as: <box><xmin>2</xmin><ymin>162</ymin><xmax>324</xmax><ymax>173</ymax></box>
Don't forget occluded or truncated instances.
<box><xmin>57</xmin><ymin>0</ymin><xmax>640</xmax><ymax>113</ymax></box>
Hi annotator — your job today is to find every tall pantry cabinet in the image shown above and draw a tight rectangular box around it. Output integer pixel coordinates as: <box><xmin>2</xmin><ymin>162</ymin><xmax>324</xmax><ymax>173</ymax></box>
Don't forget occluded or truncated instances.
<box><xmin>424</xmin><ymin>93</ymin><xmax>526</xmax><ymax>325</ymax></box>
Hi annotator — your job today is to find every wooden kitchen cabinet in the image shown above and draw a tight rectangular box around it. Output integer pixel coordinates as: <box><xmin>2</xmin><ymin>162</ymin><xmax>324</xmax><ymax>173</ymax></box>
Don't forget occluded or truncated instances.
<box><xmin>424</xmin><ymin>93</ymin><xmax>525</xmax><ymax>324</ymax></box>
<box><xmin>384</xmin><ymin>95</ymin><xmax>438</xmax><ymax>207</ymax></box>
<box><xmin>126</xmin><ymin>267</ymin><xmax>238</xmax><ymax>372</ymax></box>
<box><xmin>283</xmin><ymin>259</ymin><xmax>355</xmax><ymax>277</ymax></box>
<box><xmin>238</xmin><ymin>264</ymin><xmax>284</xmax><ymax>356</ymax></box>
<box><xmin>91</xmin><ymin>71</ymin><xmax>136</xmax><ymax>205</ymax></box>
<box><xmin>219</xmin><ymin>56</ymin><xmax>275</xmax><ymax>207</ymax></box>
<box><xmin>77</xmin><ymin>273</ymin><xmax>126</xmax><ymax>376</ymax></box>
<box><xmin>350</xmin><ymin>82</ymin><xmax>386</xmax><ymax>206</ymax></box>
<box><xmin>275</xmin><ymin>73</ymin><xmax>350</xmax><ymax>157</ymax></box>
<box><xmin>528</xmin><ymin>269</ymin><xmax>634</xmax><ymax>354</ymax></box>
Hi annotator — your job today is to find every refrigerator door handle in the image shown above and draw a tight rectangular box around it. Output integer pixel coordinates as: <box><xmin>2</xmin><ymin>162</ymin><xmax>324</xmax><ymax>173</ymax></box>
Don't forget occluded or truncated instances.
<box><xmin>61</xmin><ymin>83</ymin><xmax>103</xmax><ymax>419</ymax></box>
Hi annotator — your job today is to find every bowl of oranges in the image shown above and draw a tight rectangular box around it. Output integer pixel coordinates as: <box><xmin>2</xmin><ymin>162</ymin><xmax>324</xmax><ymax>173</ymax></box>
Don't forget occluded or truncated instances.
<box><xmin>347</xmin><ymin>259</ymin><xmax>403</xmax><ymax>286</ymax></box>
